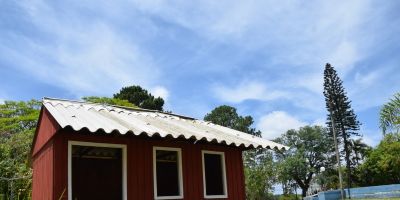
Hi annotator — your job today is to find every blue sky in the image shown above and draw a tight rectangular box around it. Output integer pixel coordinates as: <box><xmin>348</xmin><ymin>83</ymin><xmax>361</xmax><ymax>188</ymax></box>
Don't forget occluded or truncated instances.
<box><xmin>1</xmin><ymin>0</ymin><xmax>399</xmax><ymax>147</ymax></box>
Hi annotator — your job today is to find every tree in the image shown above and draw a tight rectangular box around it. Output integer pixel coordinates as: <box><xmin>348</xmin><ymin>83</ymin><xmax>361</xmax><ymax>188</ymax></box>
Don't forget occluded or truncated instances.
<box><xmin>204</xmin><ymin>105</ymin><xmax>261</xmax><ymax>136</ymax></box>
<box><xmin>244</xmin><ymin>151</ymin><xmax>276</xmax><ymax>200</ymax></box>
<box><xmin>82</xmin><ymin>96</ymin><xmax>137</xmax><ymax>108</ymax></box>
<box><xmin>345</xmin><ymin>139</ymin><xmax>371</xmax><ymax>187</ymax></box>
<box><xmin>380</xmin><ymin>92</ymin><xmax>400</xmax><ymax>135</ymax></box>
<box><xmin>348</xmin><ymin>139</ymin><xmax>371</xmax><ymax>167</ymax></box>
<box><xmin>113</xmin><ymin>85</ymin><xmax>164</xmax><ymax>111</ymax></box>
<box><xmin>275</xmin><ymin>126</ymin><xmax>333</xmax><ymax>197</ymax></box>
<box><xmin>323</xmin><ymin>63</ymin><xmax>361</xmax><ymax>194</ymax></box>
<box><xmin>0</xmin><ymin>100</ymin><xmax>41</xmax><ymax>199</ymax></box>
<box><xmin>357</xmin><ymin>133</ymin><xmax>400</xmax><ymax>185</ymax></box>
<box><xmin>204</xmin><ymin>105</ymin><xmax>272</xmax><ymax>198</ymax></box>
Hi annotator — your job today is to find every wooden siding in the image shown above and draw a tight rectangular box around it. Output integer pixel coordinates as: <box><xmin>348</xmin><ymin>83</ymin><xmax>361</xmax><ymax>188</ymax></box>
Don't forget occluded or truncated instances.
<box><xmin>52</xmin><ymin>130</ymin><xmax>246</xmax><ymax>200</ymax></box>
<box><xmin>32</xmin><ymin>141</ymin><xmax>54</xmax><ymax>200</ymax></box>
<box><xmin>32</xmin><ymin>107</ymin><xmax>60</xmax><ymax>157</ymax></box>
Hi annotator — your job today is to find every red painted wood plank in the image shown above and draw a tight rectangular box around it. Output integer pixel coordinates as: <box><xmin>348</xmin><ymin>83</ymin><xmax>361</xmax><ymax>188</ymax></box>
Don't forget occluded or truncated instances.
<box><xmin>53</xmin><ymin>134</ymin><xmax>68</xmax><ymax>200</ymax></box>
<box><xmin>127</xmin><ymin>139</ymin><xmax>135</xmax><ymax>200</ymax></box>
<box><xmin>32</xmin><ymin>107</ymin><xmax>60</xmax><ymax>157</ymax></box>
<box><xmin>228</xmin><ymin>148</ymin><xmax>236</xmax><ymax>200</ymax></box>
<box><xmin>32</xmin><ymin>142</ymin><xmax>53</xmax><ymax>200</ymax></box>
<box><xmin>146</xmin><ymin>141</ymin><xmax>153</xmax><ymax>200</ymax></box>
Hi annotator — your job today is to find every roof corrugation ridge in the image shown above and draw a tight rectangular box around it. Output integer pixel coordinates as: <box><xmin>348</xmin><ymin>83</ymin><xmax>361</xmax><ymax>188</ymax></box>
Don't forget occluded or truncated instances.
<box><xmin>42</xmin><ymin>97</ymin><xmax>288</xmax><ymax>150</ymax></box>
<box><xmin>43</xmin><ymin>97</ymin><xmax>195</xmax><ymax>120</ymax></box>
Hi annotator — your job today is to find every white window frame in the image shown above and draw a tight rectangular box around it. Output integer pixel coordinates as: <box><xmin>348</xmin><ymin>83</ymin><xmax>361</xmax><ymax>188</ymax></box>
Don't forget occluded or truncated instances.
<box><xmin>202</xmin><ymin>150</ymin><xmax>228</xmax><ymax>199</ymax></box>
<box><xmin>153</xmin><ymin>146</ymin><xmax>184</xmax><ymax>200</ymax></box>
<box><xmin>68</xmin><ymin>141</ymin><xmax>127</xmax><ymax>200</ymax></box>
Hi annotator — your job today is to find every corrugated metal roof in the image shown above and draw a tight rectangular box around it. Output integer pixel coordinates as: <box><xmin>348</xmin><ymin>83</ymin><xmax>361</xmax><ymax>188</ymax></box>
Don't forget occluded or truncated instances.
<box><xmin>43</xmin><ymin>97</ymin><xmax>287</xmax><ymax>151</ymax></box>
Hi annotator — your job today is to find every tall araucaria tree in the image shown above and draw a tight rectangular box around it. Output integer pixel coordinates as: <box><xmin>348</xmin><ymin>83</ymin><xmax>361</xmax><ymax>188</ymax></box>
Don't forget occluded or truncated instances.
<box><xmin>323</xmin><ymin>63</ymin><xmax>361</xmax><ymax>196</ymax></box>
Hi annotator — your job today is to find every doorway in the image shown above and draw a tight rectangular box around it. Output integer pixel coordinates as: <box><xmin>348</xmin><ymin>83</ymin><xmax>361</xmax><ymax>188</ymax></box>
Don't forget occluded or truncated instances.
<box><xmin>68</xmin><ymin>141</ymin><xmax>127</xmax><ymax>200</ymax></box>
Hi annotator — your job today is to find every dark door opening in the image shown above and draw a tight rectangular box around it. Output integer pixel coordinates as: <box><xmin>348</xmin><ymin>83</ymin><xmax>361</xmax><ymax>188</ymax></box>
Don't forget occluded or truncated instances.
<box><xmin>71</xmin><ymin>145</ymin><xmax>123</xmax><ymax>200</ymax></box>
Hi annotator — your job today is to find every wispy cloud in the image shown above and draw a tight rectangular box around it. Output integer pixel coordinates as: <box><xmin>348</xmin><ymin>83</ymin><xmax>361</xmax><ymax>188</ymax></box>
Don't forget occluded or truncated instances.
<box><xmin>257</xmin><ymin>111</ymin><xmax>307</xmax><ymax>139</ymax></box>
<box><xmin>360</xmin><ymin>128</ymin><xmax>383</xmax><ymax>147</ymax></box>
<box><xmin>0</xmin><ymin>0</ymin><xmax>399</xmax><ymax>150</ymax></box>
<box><xmin>151</xmin><ymin>86</ymin><xmax>169</xmax><ymax>101</ymax></box>
<box><xmin>131</xmin><ymin>0</ymin><xmax>398</xmax><ymax>112</ymax></box>
<box><xmin>1</xmin><ymin>0</ymin><xmax>163</xmax><ymax>97</ymax></box>
<box><xmin>213</xmin><ymin>81</ymin><xmax>288</xmax><ymax>103</ymax></box>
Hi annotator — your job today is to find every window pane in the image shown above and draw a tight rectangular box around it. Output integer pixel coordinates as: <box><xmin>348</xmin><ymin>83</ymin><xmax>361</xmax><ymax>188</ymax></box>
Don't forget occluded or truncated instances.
<box><xmin>204</xmin><ymin>153</ymin><xmax>225</xmax><ymax>196</ymax></box>
<box><xmin>156</xmin><ymin>150</ymin><xmax>180</xmax><ymax>197</ymax></box>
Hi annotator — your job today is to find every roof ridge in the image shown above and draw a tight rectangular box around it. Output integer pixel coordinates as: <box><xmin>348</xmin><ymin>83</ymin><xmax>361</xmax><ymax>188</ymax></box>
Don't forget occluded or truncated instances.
<box><xmin>42</xmin><ymin>97</ymin><xmax>196</xmax><ymax>120</ymax></box>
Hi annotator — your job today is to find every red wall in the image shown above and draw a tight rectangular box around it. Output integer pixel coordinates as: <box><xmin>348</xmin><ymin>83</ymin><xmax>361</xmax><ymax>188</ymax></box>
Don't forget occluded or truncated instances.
<box><xmin>31</xmin><ymin>107</ymin><xmax>60</xmax><ymax>200</ymax></box>
<box><xmin>32</xmin><ymin>108</ymin><xmax>246</xmax><ymax>200</ymax></box>
<box><xmin>32</xmin><ymin>141</ymin><xmax>54</xmax><ymax>200</ymax></box>
<box><xmin>32</xmin><ymin>107</ymin><xmax>60</xmax><ymax>157</ymax></box>
<box><xmin>51</xmin><ymin>130</ymin><xmax>246</xmax><ymax>200</ymax></box>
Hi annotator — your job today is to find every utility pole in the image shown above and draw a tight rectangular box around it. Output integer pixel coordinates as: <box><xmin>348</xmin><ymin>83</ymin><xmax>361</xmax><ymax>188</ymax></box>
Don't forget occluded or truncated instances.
<box><xmin>329</xmin><ymin>101</ymin><xmax>345</xmax><ymax>200</ymax></box>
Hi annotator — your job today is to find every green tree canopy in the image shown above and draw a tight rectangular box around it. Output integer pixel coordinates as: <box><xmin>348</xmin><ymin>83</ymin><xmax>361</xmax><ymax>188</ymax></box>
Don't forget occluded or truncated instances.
<box><xmin>113</xmin><ymin>85</ymin><xmax>164</xmax><ymax>111</ymax></box>
<box><xmin>82</xmin><ymin>96</ymin><xmax>138</xmax><ymax>108</ymax></box>
<box><xmin>380</xmin><ymin>92</ymin><xmax>400</xmax><ymax>135</ymax></box>
<box><xmin>0</xmin><ymin>100</ymin><xmax>41</xmax><ymax>199</ymax></box>
<box><xmin>358</xmin><ymin>133</ymin><xmax>400</xmax><ymax>185</ymax></box>
<box><xmin>275</xmin><ymin>126</ymin><xmax>333</xmax><ymax>197</ymax></box>
<box><xmin>244</xmin><ymin>151</ymin><xmax>276</xmax><ymax>200</ymax></box>
<box><xmin>204</xmin><ymin>105</ymin><xmax>261</xmax><ymax>136</ymax></box>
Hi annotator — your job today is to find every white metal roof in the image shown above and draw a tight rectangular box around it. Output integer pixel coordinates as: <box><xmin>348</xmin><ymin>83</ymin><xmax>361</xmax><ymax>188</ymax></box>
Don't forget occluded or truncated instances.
<box><xmin>43</xmin><ymin>98</ymin><xmax>287</xmax><ymax>150</ymax></box>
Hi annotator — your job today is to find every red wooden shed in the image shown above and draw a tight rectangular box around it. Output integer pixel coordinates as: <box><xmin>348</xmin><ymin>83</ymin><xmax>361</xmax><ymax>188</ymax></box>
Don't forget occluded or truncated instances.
<box><xmin>32</xmin><ymin>98</ymin><xmax>286</xmax><ymax>200</ymax></box>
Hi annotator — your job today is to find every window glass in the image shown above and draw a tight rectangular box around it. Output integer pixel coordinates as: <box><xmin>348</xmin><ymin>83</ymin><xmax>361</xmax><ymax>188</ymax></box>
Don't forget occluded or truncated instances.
<box><xmin>155</xmin><ymin>149</ymin><xmax>181</xmax><ymax>198</ymax></box>
<box><xmin>203</xmin><ymin>152</ymin><xmax>227</xmax><ymax>197</ymax></box>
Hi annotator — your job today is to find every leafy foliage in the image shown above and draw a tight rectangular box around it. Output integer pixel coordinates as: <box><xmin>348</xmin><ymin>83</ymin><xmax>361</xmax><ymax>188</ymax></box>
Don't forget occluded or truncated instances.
<box><xmin>82</xmin><ymin>96</ymin><xmax>138</xmax><ymax>108</ymax></box>
<box><xmin>0</xmin><ymin>100</ymin><xmax>41</xmax><ymax>199</ymax></box>
<box><xmin>114</xmin><ymin>85</ymin><xmax>164</xmax><ymax>111</ymax></box>
<box><xmin>348</xmin><ymin>139</ymin><xmax>371</xmax><ymax>167</ymax></box>
<box><xmin>274</xmin><ymin>126</ymin><xmax>333</xmax><ymax>197</ymax></box>
<box><xmin>358</xmin><ymin>133</ymin><xmax>400</xmax><ymax>185</ymax></box>
<box><xmin>323</xmin><ymin>63</ymin><xmax>361</xmax><ymax>191</ymax></box>
<box><xmin>244</xmin><ymin>151</ymin><xmax>276</xmax><ymax>200</ymax></box>
<box><xmin>379</xmin><ymin>92</ymin><xmax>400</xmax><ymax>135</ymax></box>
<box><xmin>204</xmin><ymin>105</ymin><xmax>261</xmax><ymax>137</ymax></box>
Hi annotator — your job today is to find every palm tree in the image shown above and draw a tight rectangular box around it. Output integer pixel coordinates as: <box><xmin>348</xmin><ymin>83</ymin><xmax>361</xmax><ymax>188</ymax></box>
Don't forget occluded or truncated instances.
<box><xmin>380</xmin><ymin>93</ymin><xmax>400</xmax><ymax>135</ymax></box>
<box><xmin>349</xmin><ymin>139</ymin><xmax>371</xmax><ymax>166</ymax></box>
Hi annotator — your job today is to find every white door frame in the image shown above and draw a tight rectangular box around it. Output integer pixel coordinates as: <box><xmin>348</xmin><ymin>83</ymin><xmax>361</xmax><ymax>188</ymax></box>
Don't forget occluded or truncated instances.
<box><xmin>68</xmin><ymin>141</ymin><xmax>127</xmax><ymax>200</ymax></box>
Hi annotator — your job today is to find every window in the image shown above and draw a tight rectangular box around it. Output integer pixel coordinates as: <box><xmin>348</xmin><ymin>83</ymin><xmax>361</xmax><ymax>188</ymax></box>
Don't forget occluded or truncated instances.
<box><xmin>153</xmin><ymin>147</ymin><xmax>183</xmax><ymax>199</ymax></box>
<box><xmin>202</xmin><ymin>151</ymin><xmax>227</xmax><ymax>199</ymax></box>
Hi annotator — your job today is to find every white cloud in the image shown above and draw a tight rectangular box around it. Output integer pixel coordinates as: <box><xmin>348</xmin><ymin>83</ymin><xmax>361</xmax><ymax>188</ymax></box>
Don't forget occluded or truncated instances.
<box><xmin>349</xmin><ymin>67</ymin><xmax>397</xmax><ymax>111</ymax></box>
<box><xmin>311</xmin><ymin>118</ymin><xmax>326</xmax><ymax>126</ymax></box>
<box><xmin>257</xmin><ymin>111</ymin><xmax>307</xmax><ymax>140</ymax></box>
<box><xmin>213</xmin><ymin>81</ymin><xmax>288</xmax><ymax>103</ymax></box>
<box><xmin>360</xmin><ymin>128</ymin><xmax>383</xmax><ymax>147</ymax></box>
<box><xmin>151</xmin><ymin>86</ymin><xmax>169</xmax><ymax>101</ymax></box>
<box><xmin>130</xmin><ymin>0</ymin><xmax>392</xmax><ymax>114</ymax></box>
<box><xmin>1</xmin><ymin>1</ymin><xmax>161</xmax><ymax>98</ymax></box>
<box><xmin>327</xmin><ymin>41</ymin><xmax>360</xmax><ymax>76</ymax></box>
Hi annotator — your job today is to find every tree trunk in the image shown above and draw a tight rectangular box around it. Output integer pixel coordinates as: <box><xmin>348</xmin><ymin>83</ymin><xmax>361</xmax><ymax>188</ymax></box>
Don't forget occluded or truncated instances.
<box><xmin>294</xmin><ymin>177</ymin><xmax>309</xmax><ymax>197</ymax></box>
<box><xmin>302</xmin><ymin>188</ymin><xmax>307</xmax><ymax>197</ymax></box>
<box><xmin>342</xmin><ymin>127</ymin><xmax>352</xmax><ymax>199</ymax></box>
